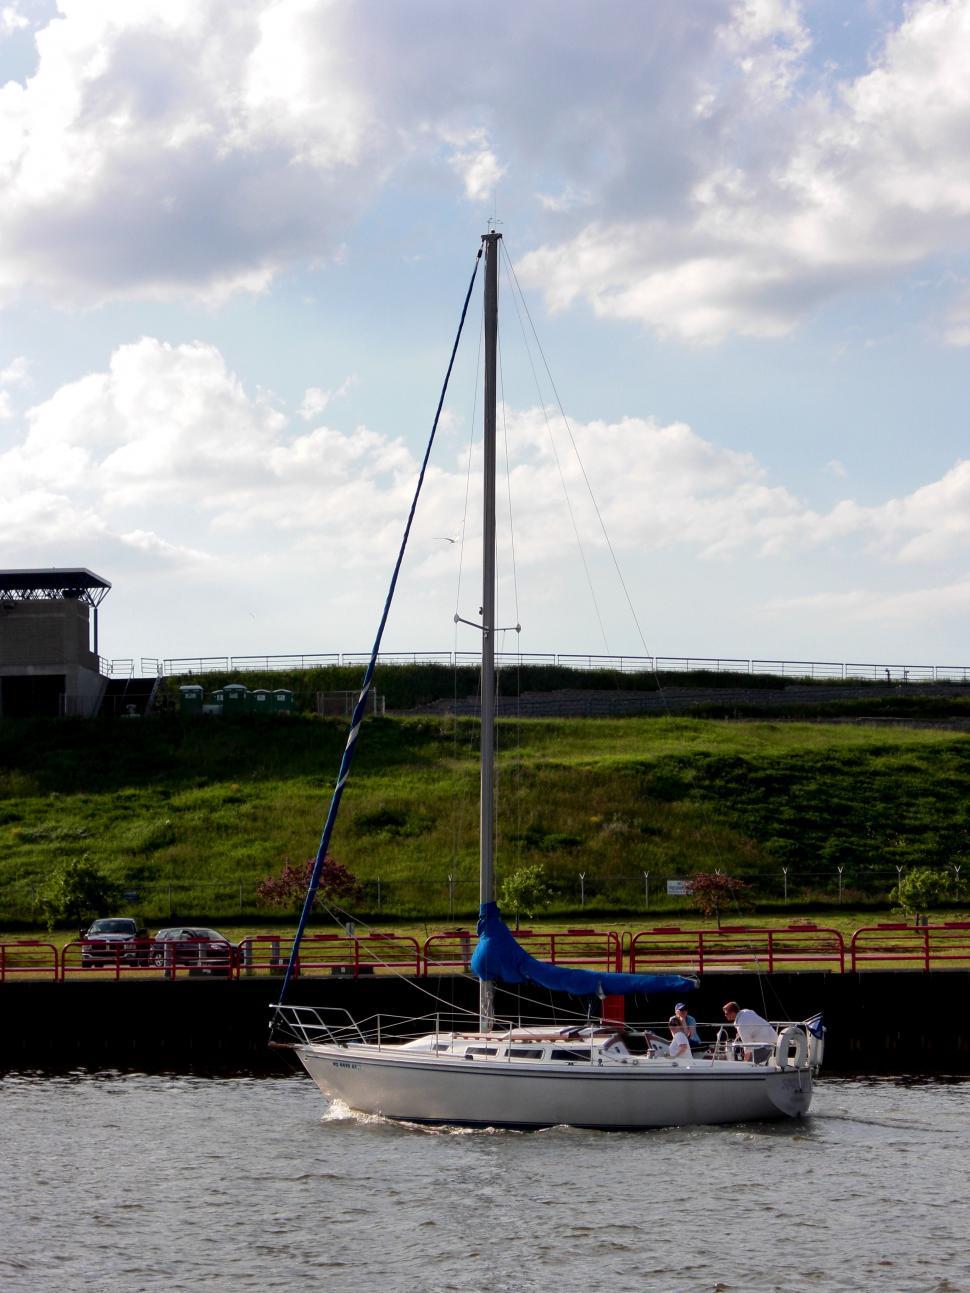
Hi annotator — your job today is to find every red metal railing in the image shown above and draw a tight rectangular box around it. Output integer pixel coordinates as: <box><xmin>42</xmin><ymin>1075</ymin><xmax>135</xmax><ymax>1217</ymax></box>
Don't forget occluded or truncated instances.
<box><xmin>629</xmin><ymin>924</ymin><xmax>845</xmax><ymax>974</ymax></box>
<box><xmin>61</xmin><ymin>938</ymin><xmax>237</xmax><ymax>979</ymax></box>
<box><xmin>421</xmin><ymin>927</ymin><xmax>622</xmax><ymax>974</ymax></box>
<box><xmin>849</xmin><ymin>922</ymin><xmax>970</xmax><ymax>971</ymax></box>
<box><xmin>238</xmin><ymin>932</ymin><xmax>421</xmax><ymax>978</ymax></box>
<box><xmin>422</xmin><ymin>928</ymin><xmax>478</xmax><ymax>972</ymax></box>
<box><xmin>61</xmin><ymin>938</ymin><xmax>154</xmax><ymax>979</ymax></box>
<box><xmin>0</xmin><ymin>941</ymin><xmax>60</xmax><ymax>981</ymax></box>
<box><xmin>10</xmin><ymin>922</ymin><xmax>970</xmax><ymax>984</ymax></box>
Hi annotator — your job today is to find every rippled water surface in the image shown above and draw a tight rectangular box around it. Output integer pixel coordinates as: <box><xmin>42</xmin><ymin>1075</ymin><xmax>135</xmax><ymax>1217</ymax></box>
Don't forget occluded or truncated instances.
<box><xmin>2</xmin><ymin>1070</ymin><xmax>968</xmax><ymax>1293</ymax></box>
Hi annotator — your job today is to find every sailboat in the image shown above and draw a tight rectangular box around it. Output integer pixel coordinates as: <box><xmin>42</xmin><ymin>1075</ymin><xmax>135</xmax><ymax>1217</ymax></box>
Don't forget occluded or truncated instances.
<box><xmin>270</xmin><ymin>231</ymin><xmax>822</xmax><ymax>1128</ymax></box>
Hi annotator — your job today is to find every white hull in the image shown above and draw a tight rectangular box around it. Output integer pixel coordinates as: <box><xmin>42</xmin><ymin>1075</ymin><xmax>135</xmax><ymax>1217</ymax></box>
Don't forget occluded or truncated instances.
<box><xmin>295</xmin><ymin>1043</ymin><xmax>813</xmax><ymax>1129</ymax></box>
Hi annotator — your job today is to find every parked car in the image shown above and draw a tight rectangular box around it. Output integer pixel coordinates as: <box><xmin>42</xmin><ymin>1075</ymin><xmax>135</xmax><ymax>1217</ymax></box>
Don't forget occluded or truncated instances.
<box><xmin>81</xmin><ymin>917</ymin><xmax>149</xmax><ymax>966</ymax></box>
<box><xmin>150</xmin><ymin>926</ymin><xmax>234</xmax><ymax>975</ymax></box>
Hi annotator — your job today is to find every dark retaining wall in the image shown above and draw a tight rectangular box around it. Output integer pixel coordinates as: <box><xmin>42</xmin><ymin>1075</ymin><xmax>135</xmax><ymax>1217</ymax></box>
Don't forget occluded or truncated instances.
<box><xmin>2</xmin><ymin>971</ymin><xmax>968</xmax><ymax>1073</ymax></box>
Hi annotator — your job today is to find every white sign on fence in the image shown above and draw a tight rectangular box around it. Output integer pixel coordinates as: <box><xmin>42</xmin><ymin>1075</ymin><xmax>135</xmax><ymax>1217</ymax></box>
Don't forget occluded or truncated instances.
<box><xmin>666</xmin><ymin>880</ymin><xmax>689</xmax><ymax>896</ymax></box>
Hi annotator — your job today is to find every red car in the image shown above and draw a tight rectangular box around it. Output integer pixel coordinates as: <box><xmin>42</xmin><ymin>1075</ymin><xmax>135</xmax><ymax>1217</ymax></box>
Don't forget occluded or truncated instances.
<box><xmin>150</xmin><ymin>926</ymin><xmax>234</xmax><ymax>975</ymax></box>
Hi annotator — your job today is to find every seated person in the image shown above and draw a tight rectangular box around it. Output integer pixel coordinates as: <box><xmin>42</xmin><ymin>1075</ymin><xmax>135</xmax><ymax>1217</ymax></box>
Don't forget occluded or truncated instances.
<box><xmin>675</xmin><ymin>1001</ymin><xmax>703</xmax><ymax>1049</ymax></box>
<box><xmin>667</xmin><ymin>1015</ymin><xmax>691</xmax><ymax>1059</ymax></box>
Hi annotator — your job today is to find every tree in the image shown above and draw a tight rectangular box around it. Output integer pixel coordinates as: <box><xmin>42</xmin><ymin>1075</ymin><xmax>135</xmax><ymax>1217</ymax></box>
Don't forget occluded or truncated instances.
<box><xmin>40</xmin><ymin>856</ymin><xmax>122</xmax><ymax>931</ymax></box>
<box><xmin>687</xmin><ymin>872</ymin><xmax>752</xmax><ymax>929</ymax></box>
<box><xmin>257</xmin><ymin>855</ymin><xmax>362</xmax><ymax>911</ymax></box>
<box><xmin>891</xmin><ymin>866</ymin><xmax>965</xmax><ymax>915</ymax></box>
<box><xmin>500</xmin><ymin>864</ymin><xmax>553</xmax><ymax>931</ymax></box>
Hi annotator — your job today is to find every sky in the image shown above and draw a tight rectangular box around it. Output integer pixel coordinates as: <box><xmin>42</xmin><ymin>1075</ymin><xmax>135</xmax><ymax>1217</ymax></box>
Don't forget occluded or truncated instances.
<box><xmin>2</xmin><ymin>0</ymin><xmax>970</xmax><ymax>670</ymax></box>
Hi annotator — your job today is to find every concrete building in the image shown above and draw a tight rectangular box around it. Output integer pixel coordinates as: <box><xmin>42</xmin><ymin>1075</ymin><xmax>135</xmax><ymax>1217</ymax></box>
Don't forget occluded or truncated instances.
<box><xmin>0</xmin><ymin>569</ymin><xmax>111</xmax><ymax>718</ymax></box>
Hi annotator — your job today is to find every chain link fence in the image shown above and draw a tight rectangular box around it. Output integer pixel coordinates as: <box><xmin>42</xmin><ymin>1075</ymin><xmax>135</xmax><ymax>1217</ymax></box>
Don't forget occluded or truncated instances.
<box><xmin>5</xmin><ymin>866</ymin><xmax>933</xmax><ymax>926</ymax></box>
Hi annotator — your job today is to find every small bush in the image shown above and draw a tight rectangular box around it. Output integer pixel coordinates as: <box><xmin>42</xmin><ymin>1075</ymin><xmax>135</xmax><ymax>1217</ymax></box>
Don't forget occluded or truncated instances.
<box><xmin>40</xmin><ymin>856</ymin><xmax>122</xmax><ymax>930</ymax></box>
<box><xmin>890</xmin><ymin>866</ymin><xmax>965</xmax><ymax>914</ymax></box>
<box><xmin>687</xmin><ymin>872</ymin><xmax>753</xmax><ymax>928</ymax></box>
<box><xmin>257</xmin><ymin>855</ymin><xmax>362</xmax><ymax>911</ymax></box>
<box><xmin>500</xmin><ymin>864</ymin><xmax>553</xmax><ymax>928</ymax></box>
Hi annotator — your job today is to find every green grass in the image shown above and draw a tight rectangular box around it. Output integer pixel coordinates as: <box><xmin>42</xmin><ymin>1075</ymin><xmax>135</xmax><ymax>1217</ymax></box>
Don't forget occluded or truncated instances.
<box><xmin>1</xmin><ymin>713</ymin><xmax>969</xmax><ymax>927</ymax></box>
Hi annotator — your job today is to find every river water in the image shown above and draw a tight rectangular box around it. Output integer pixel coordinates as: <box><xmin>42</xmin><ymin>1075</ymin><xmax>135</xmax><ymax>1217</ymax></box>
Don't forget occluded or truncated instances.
<box><xmin>2</xmin><ymin>1070</ymin><xmax>967</xmax><ymax>1293</ymax></box>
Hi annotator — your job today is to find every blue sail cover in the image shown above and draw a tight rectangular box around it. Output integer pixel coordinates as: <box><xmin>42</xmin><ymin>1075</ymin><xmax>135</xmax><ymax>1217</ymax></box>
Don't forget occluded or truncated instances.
<box><xmin>470</xmin><ymin>903</ymin><xmax>696</xmax><ymax>997</ymax></box>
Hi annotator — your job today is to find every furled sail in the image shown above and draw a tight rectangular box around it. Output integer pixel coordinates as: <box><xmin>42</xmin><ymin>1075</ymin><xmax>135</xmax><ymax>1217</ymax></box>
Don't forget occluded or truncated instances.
<box><xmin>470</xmin><ymin>903</ymin><xmax>696</xmax><ymax>997</ymax></box>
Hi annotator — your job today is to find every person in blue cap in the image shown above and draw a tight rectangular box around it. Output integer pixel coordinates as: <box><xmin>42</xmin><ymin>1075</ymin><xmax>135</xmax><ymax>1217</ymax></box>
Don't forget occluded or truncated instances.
<box><xmin>674</xmin><ymin>1001</ymin><xmax>702</xmax><ymax>1050</ymax></box>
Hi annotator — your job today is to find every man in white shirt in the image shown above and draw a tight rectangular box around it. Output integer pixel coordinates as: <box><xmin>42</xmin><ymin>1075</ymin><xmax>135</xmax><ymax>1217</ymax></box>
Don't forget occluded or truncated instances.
<box><xmin>722</xmin><ymin>1001</ymin><xmax>776</xmax><ymax>1063</ymax></box>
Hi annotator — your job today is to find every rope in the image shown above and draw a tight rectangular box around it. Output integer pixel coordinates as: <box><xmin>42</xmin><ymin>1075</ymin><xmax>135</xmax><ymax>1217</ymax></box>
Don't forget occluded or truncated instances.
<box><xmin>302</xmin><ymin>894</ymin><xmax>635</xmax><ymax>1030</ymax></box>
<box><xmin>273</xmin><ymin>246</ymin><xmax>483</xmax><ymax>1016</ymax></box>
<box><xmin>500</xmin><ymin>246</ymin><xmax>611</xmax><ymax>655</ymax></box>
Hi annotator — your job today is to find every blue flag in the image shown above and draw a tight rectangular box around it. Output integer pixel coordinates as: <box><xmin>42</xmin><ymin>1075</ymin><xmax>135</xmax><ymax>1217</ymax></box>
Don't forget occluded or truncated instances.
<box><xmin>805</xmin><ymin>1013</ymin><xmax>824</xmax><ymax>1038</ymax></box>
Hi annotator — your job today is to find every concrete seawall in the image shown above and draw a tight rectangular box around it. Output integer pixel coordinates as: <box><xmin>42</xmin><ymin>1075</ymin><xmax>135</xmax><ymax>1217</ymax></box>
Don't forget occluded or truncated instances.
<box><xmin>2</xmin><ymin>971</ymin><xmax>968</xmax><ymax>1073</ymax></box>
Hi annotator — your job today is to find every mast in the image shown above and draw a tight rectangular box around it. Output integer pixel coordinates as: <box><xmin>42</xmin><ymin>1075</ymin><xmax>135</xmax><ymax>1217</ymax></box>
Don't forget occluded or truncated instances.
<box><xmin>479</xmin><ymin>229</ymin><xmax>501</xmax><ymax>1032</ymax></box>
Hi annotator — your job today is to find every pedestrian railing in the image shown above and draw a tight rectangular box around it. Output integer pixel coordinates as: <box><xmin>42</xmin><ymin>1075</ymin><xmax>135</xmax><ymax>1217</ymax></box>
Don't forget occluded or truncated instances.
<box><xmin>629</xmin><ymin>924</ymin><xmax>846</xmax><ymax>973</ymax></box>
<box><xmin>60</xmin><ymin>938</ymin><xmax>154</xmax><ymax>979</ymax></box>
<box><xmin>7</xmin><ymin>922</ymin><xmax>970</xmax><ymax>982</ymax></box>
<box><xmin>422</xmin><ymin>929</ymin><xmax>477</xmax><ymax>972</ymax></box>
<box><xmin>422</xmin><ymin>927</ymin><xmax>622</xmax><ymax>974</ymax></box>
<box><xmin>123</xmin><ymin>651</ymin><xmax>970</xmax><ymax>682</ymax></box>
<box><xmin>0</xmin><ymin>941</ymin><xmax>59</xmax><ymax>981</ymax></box>
<box><xmin>849</xmin><ymin>922</ymin><xmax>970</xmax><ymax>971</ymax></box>
<box><xmin>237</xmin><ymin>932</ymin><xmax>422</xmax><ymax>977</ymax></box>
<box><xmin>60</xmin><ymin>937</ymin><xmax>237</xmax><ymax>979</ymax></box>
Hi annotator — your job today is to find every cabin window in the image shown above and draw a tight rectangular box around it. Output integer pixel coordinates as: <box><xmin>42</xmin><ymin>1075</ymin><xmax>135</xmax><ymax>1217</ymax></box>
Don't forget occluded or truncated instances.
<box><xmin>551</xmin><ymin>1048</ymin><xmax>592</xmax><ymax>1062</ymax></box>
<box><xmin>466</xmin><ymin>1046</ymin><xmax>498</xmax><ymax>1056</ymax></box>
<box><xmin>508</xmin><ymin>1048</ymin><xmax>544</xmax><ymax>1059</ymax></box>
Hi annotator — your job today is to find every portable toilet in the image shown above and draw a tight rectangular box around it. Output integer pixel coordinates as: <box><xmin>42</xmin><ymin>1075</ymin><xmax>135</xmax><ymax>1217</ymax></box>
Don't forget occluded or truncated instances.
<box><xmin>251</xmin><ymin>688</ymin><xmax>272</xmax><ymax>712</ymax></box>
<box><xmin>207</xmin><ymin>688</ymin><xmax>225</xmax><ymax>715</ymax></box>
<box><xmin>179</xmin><ymin>684</ymin><xmax>204</xmax><ymax>715</ymax></box>
<box><xmin>222</xmin><ymin>683</ymin><xmax>250</xmax><ymax>713</ymax></box>
<box><xmin>271</xmin><ymin>688</ymin><xmax>295</xmax><ymax>714</ymax></box>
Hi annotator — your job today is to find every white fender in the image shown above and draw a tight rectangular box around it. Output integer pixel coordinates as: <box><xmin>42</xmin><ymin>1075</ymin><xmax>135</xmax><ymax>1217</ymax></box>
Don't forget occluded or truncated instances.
<box><xmin>775</xmin><ymin>1025</ymin><xmax>808</xmax><ymax>1070</ymax></box>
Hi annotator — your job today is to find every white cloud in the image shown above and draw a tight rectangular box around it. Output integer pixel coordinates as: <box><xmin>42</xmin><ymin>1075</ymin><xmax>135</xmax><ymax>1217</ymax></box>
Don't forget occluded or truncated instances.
<box><xmin>6</xmin><ymin>337</ymin><xmax>970</xmax><ymax>587</ymax></box>
<box><xmin>298</xmin><ymin>375</ymin><xmax>356</xmax><ymax>421</ymax></box>
<box><xmin>0</xmin><ymin>353</ymin><xmax>27</xmax><ymax>417</ymax></box>
<box><xmin>2</xmin><ymin>332</ymin><xmax>970</xmax><ymax>655</ymax></box>
<box><xmin>2</xmin><ymin>0</ymin><xmax>968</xmax><ymax>344</ymax></box>
<box><xmin>766</xmin><ymin>575</ymin><xmax>970</xmax><ymax>627</ymax></box>
<box><xmin>0</xmin><ymin>4</ymin><xmax>28</xmax><ymax>37</ymax></box>
<box><xmin>0</xmin><ymin>0</ymin><xmax>385</xmax><ymax>306</ymax></box>
<box><xmin>0</xmin><ymin>338</ymin><xmax>428</xmax><ymax>580</ymax></box>
<box><xmin>517</xmin><ymin>0</ymin><xmax>970</xmax><ymax>342</ymax></box>
<box><xmin>445</xmin><ymin>128</ymin><xmax>505</xmax><ymax>203</ymax></box>
<box><xmin>299</xmin><ymin>387</ymin><xmax>332</xmax><ymax>420</ymax></box>
<box><xmin>536</xmin><ymin>185</ymin><xmax>592</xmax><ymax>214</ymax></box>
<box><xmin>0</xmin><ymin>355</ymin><xmax>28</xmax><ymax>385</ymax></box>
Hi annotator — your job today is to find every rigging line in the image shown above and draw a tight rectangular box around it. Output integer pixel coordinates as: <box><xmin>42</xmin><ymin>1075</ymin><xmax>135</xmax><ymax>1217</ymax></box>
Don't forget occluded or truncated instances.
<box><xmin>310</xmin><ymin>897</ymin><xmax>484</xmax><ymax>1020</ymax></box>
<box><xmin>500</xmin><ymin>249</ymin><xmax>741</xmax><ymax>887</ymax></box>
<box><xmin>454</xmin><ymin>306</ymin><xmax>484</xmax><ymax>619</ymax></box>
<box><xmin>451</xmin><ymin>304</ymin><xmax>484</xmax><ymax>870</ymax></box>
<box><xmin>497</xmin><ymin>315</ymin><xmax>520</xmax><ymax>631</ymax></box>
<box><xmin>499</xmin><ymin>242</ymin><xmax>611</xmax><ymax>655</ymax></box>
<box><xmin>312</xmin><ymin>896</ymin><xmax>647</xmax><ymax>1029</ymax></box>
<box><xmin>273</xmin><ymin>245</ymin><xmax>483</xmax><ymax>1016</ymax></box>
<box><xmin>496</xmin><ymin>321</ymin><xmax>527</xmax><ymax>884</ymax></box>
<box><xmin>503</xmin><ymin>247</ymin><xmax>660</xmax><ymax>656</ymax></box>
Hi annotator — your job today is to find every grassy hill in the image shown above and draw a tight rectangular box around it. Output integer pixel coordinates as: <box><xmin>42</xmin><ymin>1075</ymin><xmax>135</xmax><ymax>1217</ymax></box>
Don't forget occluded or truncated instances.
<box><xmin>2</xmin><ymin>711</ymin><xmax>969</xmax><ymax>927</ymax></box>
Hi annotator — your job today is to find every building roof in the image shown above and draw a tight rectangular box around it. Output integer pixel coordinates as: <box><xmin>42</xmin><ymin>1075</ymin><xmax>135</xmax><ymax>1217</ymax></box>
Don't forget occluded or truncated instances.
<box><xmin>0</xmin><ymin>568</ymin><xmax>112</xmax><ymax>607</ymax></box>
